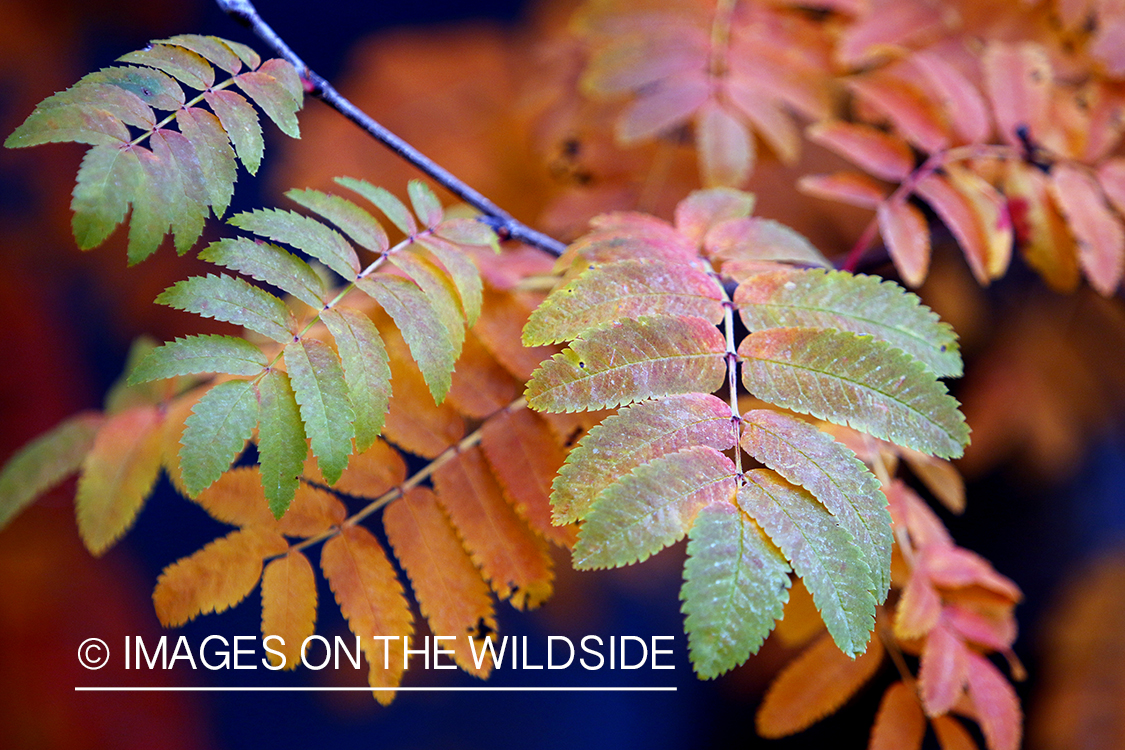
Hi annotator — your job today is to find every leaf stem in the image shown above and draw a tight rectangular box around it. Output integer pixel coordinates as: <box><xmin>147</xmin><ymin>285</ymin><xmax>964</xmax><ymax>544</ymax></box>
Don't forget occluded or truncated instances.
<box><xmin>214</xmin><ymin>0</ymin><xmax>567</xmax><ymax>257</ymax></box>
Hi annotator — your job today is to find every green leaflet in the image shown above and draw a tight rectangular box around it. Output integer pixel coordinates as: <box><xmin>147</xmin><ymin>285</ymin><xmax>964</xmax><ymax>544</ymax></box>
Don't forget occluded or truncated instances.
<box><xmin>357</xmin><ymin>274</ymin><xmax>459</xmax><ymax>403</ymax></box>
<box><xmin>205</xmin><ymin>90</ymin><xmax>264</xmax><ymax>175</ymax></box>
<box><xmin>199</xmin><ymin>237</ymin><xmax>326</xmax><ymax>308</ymax></box>
<box><xmin>255</xmin><ymin>370</ymin><xmax>306</xmax><ymax>517</ymax></box>
<box><xmin>156</xmin><ymin>274</ymin><xmax>293</xmax><ymax>343</ymax></box>
<box><xmin>525</xmin><ymin>315</ymin><xmax>726</xmax><ymax>413</ymax></box>
<box><xmin>230</xmin><ymin>208</ymin><xmax>360</xmax><ymax>282</ymax></box>
<box><xmin>337</xmin><ymin>177</ymin><xmax>417</xmax><ymax>236</ymax></box>
<box><xmin>71</xmin><ymin>144</ymin><xmax>142</xmax><ymax>250</ymax></box>
<box><xmin>390</xmin><ymin>248</ymin><xmax>466</xmax><ymax>352</ymax></box>
<box><xmin>157</xmin><ymin>35</ymin><xmax>246</xmax><ymax>75</ymax></box>
<box><xmin>552</xmin><ymin>393</ymin><xmax>737</xmax><ymax>524</ymax></box>
<box><xmin>284</xmin><ymin>339</ymin><xmax>355</xmax><ymax>485</ymax></box>
<box><xmin>739</xmin><ymin>327</ymin><xmax>969</xmax><ymax>458</ymax></box>
<box><xmin>740</xmin><ymin>409</ymin><xmax>892</xmax><ymax>598</ymax></box>
<box><xmin>407</xmin><ymin>180</ymin><xmax>444</xmax><ymax>228</ymax></box>
<box><xmin>0</xmin><ymin>412</ymin><xmax>103</xmax><ymax>532</ymax></box>
<box><xmin>119</xmin><ymin>44</ymin><xmax>214</xmax><ymax>90</ymax></box>
<box><xmin>416</xmin><ymin>235</ymin><xmax>484</xmax><ymax>326</ymax></box>
<box><xmin>233</xmin><ymin>59</ymin><xmax>303</xmax><ymax>139</ymax></box>
<box><xmin>321</xmin><ymin>308</ymin><xmax>391</xmax><ymax>453</ymax></box>
<box><xmin>287</xmin><ymin>188</ymin><xmax>389</xmax><ymax>254</ymax></box>
<box><xmin>127</xmin><ymin>130</ymin><xmax>208</xmax><ymax>261</ymax></box>
<box><xmin>523</xmin><ymin>259</ymin><xmax>724</xmax><ymax>346</ymax></box>
<box><xmin>573</xmin><ymin>446</ymin><xmax>737</xmax><ymax>569</ymax></box>
<box><xmin>6</xmin><ymin>92</ymin><xmax>131</xmax><ymax>148</ymax></box>
<box><xmin>82</xmin><ymin>65</ymin><xmax>185</xmax><ymax>111</ymax></box>
<box><xmin>739</xmin><ymin>469</ymin><xmax>875</xmax><ymax>657</ymax></box>
<box><xmin>735</xmin><ymin>269</ymin><xmax>962</xmax><ymax>377</ymax></box>
<box><xmin>176</xmin><ymin>107</ymin><xmax>236</xmax><ymax>220</ymax></box>
<box><xmin>433</xmin><ymin>217</ymin><xmax>500</xmax><ymax>253</ymax></box>
<box><xmin>128</xmin><ymin>334</ymin><xmax>268</xmax><ymax>384</ymax></box>
<box><xmin>180</xmin><ymin>380</ymin><xmax>259</xmax><ymax>497</ymax></box>
<box><xmin>681</xmin><ymin>502</ymin><xmax>791</xmax><ymax>678</ymax></box>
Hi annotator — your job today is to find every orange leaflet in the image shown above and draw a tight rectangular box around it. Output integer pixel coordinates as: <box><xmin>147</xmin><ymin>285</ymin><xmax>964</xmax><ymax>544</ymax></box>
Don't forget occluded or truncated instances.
<box><xmin>848</xmin><ymin>71</ymin><xmax>950</xmax><ymax>155</ymax></box>
<box><xmin>154</xmin><ymin>526</ymin><xmax>288</xmax><ymax>627</ymax></box>
<box><xmin>696</xmin><ymin>101</ymin><xmax>754</xmax><ymax>188</ymax></box>
<box><xmin>480</xmin><ymin>407</ymin><xmax>577</xmax><ymax>548</ymax></box>
<box><xmin>836</xmin><ymin>0</ymin><xmax>947</xmax><ymax>66</ymax></box>
<box><xmin>932</xmin><ymin>716</ymin><xmax>980</xmax><ymax>750</ymax></box>
<box><xmin>432</xmin><ymin>445</ymin><xmax>553</xmax><ymax>610</ymax></box>
<box><xmin>383</xmin><ymin>487</ymin><xmax>497</xmax><ymax>677</ymax></box>
<box><xmin>1004</xmin><ymin>160</ymin><xmax>1080</xmax><ymax>293</ymax></box>
<box><xmin>869</xmin><ymin>682</ymin><xmax>927</xmax><ymax>750</ymax></box>
<box><xmin>326</xmin><ymin>438</ymin><xmax>406</xmax><ymax>499</ymax></box>
<box><xmin>379</xmin><ymin>323</ymin><xmax>465</xmax><ymax>458</ymax></box>
<box><xmin>982</xmin><ymin>41</ymin><xmax>1051</xmax><ymax>149</ymax></box>
<box><xmin>895</xmin><ymin>565</ymin><xmax>943</xmax><ymax>639</ymax></box>
<box><xmin>321</xmin><ymin>525</ymin><xmax>413</xmax><ymax>704</ymax></box>
<box><xmin>75</xmin><ymin>404</ymin><xmax>164</xmax><ymax>556</ymax></box>
<box><xmin>260</xmin><ymin>550</ymin><xmax>317</xmax><ymax>670</ymax></box>
<box><xmin>807</xmin><ymin>121</ymin><xmax>915</xmax><ymax>182</ymax></box>
<box><xmin>918</xmin><ymin>621</ymin><xmax>971</xmax><ymax>716</ymax></box>
<box><xmin>445</xmin><ymin>329</ymin><xmax>520</xmax><ymax>419</ymax></box>
<box><xmin>756</xmin><ymin>633</ymin><xmax>886</xmax><ymax>738</ymax></box>
<box><xmin>798</xmin><ymin>172</ymin><xmax>888</xmax><ymax>209</ymax></box>
<box><xmin>1050</xmin><ymin>163</ymin><xmax>1125</xmax><ymax>297</ymax></box>
<box><xmin>908</xmin><ymin>50</ymin><xmax>992</xmax><ymax>145</ymax></box>
<box><xmin>877</xmin><ymin>197</ymin><xmax>931</xmax><ymax>288</ymax></box>
<box><xmin>965</xmin><ymin>651</ymin><xmax>1023</xmax><ymax>750</ymax></box>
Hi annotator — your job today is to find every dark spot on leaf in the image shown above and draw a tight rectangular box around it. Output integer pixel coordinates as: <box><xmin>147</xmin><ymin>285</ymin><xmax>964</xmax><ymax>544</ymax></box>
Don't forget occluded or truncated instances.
<box><xmin>578</xmin><ymin>361</ymin><xmax>585</xmax><ymax>369</ymax></box>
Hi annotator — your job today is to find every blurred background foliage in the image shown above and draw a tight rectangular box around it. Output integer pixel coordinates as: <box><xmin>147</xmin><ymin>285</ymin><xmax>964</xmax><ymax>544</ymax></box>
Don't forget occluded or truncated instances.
<box><xmin>1</xmin><ymin>0</ymin><xmax>1123</xmax><ymax>747</ymax></box>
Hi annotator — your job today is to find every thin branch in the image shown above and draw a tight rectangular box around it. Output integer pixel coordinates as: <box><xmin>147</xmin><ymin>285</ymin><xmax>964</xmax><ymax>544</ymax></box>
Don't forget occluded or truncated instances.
<box><xmin>215</xmin><ymin>0</ymin><xmax>568</xmax><ymax>257</ymax></box>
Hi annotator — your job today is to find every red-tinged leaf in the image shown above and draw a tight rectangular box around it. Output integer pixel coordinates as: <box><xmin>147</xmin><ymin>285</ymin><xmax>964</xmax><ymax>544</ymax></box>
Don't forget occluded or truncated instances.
<box><xmin>932</xmin><ymin>716</ymin><xmax>980</xmax><ymax>750</ymax></box>
<box><xmin>234</xmin><ymin>59</ymin><xmax>302</xmax><ymax>138</ymax></box>
<box><xmin>1050</xmin><ymin>163</ymin><xmax>1125</xmax><ymax>296</ymax></box>
<box><xmin>446</xmin><ymin>330</ymin><xmax>520</xmax><ymax>419</ymax></box>
<box><xmin>757</xmin><ymin>633</ymin><xmax>886</xmax><ymax>738</ymax></box>
<box><xmin>321</xmin><ymin>525</ymin><xmax>413</xmax><ymax>703</ymax></box>
<box><xmin>982</xmin><ymin>42</ymin><xmax>1051</xmax><ymax>149</ymax></box>
<box><xmin>1091</xmin><ymin>16</ymin><xmax>1125</xmax><ymax>77</ymax></box>
<box><xmin>874</xmin><ymin>195</ymin><xmax>932</xmax><ymax>291</ymax></box>
<box><xmin>615</xmin><ymin>73</ymin><xmax>710</xmax><ymax>144</ymax></box>
<box><xmin>697</xmin><ymin>101</ymin><xmax>755</xmax><ymax>188</ymax></box>
<box><xmin>204</xmin><ymin>90</ymin><xmax>264</xmax><ymax>174</ymax></box>
<box><xmin>177</xmin><ymin>107</ymin><xmax>236</xmax><ymax>219</ymax></box>
<box><xmin>5</xmin><ymin>94</ymin><xmax>130</xmax><ymax>148</ymax></box>
<box><xmin>574</xmin><ymin>446</ymin><xmax>738</xmax><ymax>569</ymax></box>
<box><xmin>848</xmin><ymin>73</ymin><xmax>950</xmax><ymax>154</ymax></box>
<box><xmin>566</xmin><ymin>214</ymin><xmax>696</xmax><ymax>266</ymax></box>
<box><xmin>798</xmin><ymin>172</ymin><xmax>889</xmax><ymax>209</ymax></box>
<box><xmin>739</xmin><ymin>471</ymin><xmax>876</xmax><ymax>656</ymax></box>
<box><xmin>923</xmin><ymin>546</ymin><xmax>1022</xmax><ymax>602</ymax></box>
<box><xmin>481</xmin><ymin>408</ymin><xmax>576</xmax><ymax>548</ymax></box>
<box><xmin>153</xmin><ymin>527</ymin><xmax>287</xmax><ymax>627</ymax></box>
<box><xmin>379</xmin><ymin>324</ymin><xmax>464</xmax><ymax>459</ymax></box>
<box><xmin>0</xmin><ymin>412</ymin><xmax>102</xmax><ymax>532</ymax></box>
<box><xmin>357</xmin><ymin>274</ymin><xmax>458</xmax><ymax>403</ymax></box>
<box><xmin>944</xmin><ymin>604</ymin><xmax>1016</xmax><ymax>651</ymax></box>
<box><xmin>946</xmin><ymin>165</ymin><xmax>1014</xmax><ymax>282</ymax></box>
<box><xmin>75</xmin><ymin>406</ymin><xmax>163</xmax><ymax>556</ymax></box>
<box><xmin>895</xmin><ymin>569</ymin><xmax>943</xmax><ymax>639</ymax></box>
<box><xmin>286</xmin><ymin>188</ymin><xmax>389</xmax><ymax>254</ymax></box>
<box><xmin>552</xmin><ymin>393</ymin><xmax>737</xmax><ymax>525</ymax></box>
<box><xmin>261</xmin><ymin>550</ymin><xmax>317</xmax><ymax>670</ymax></box>
<box><xmin>887</xmin><ymin>479</ymin><xmax>954</xmax><ymax>547</ymax></box>
<box><xmin>320</xmin><ymin>308</ymin><xmax>390</xmax><ymax>452</ymax></box>
<box><xmin>965</xmin><ymin>652</ymin><xmax>1022</xmax><ymax>750</ymax></box>
<box><xmin>582</xmin><ymin>31</ymin><xmax>707</xmax><ymax>95</ymax></box>
<box><xmin>673</xmin><ymin>188</ymin><xmax>756</xmax><ymax>249</ymax></box>
<box><xmin>526</xmin><ymin>315</ymin><xmax>726</xmax><ymax>413</ymax></box>
<box><xmin>725</xmin><ymin>81</ymin><xmax>801</xmax><ymax>165</ymax></box>
<box><xmin>433</xmin><ymin>446</ymin><xmax>553</xmax><ymax>609</ymax></box>
<box><xmin>706</xmin><ymin>217</ymin><xmax>831</xmax><ymax>272</ymax></box>
<box><xmin>384</xmin><ymin>488</ymin><xmax>497</xmax><ymax>677</ymax></box>
<box><xmin>870</xmin><ymin>682</ymin><xmax>927</xmax><ymax>750</ymax></box>
<box><xmin>1097</xmin><ymin>158</ymin><xmax>1125</xmax><ymax>216</ymax></box>
<box><xmin>836</xmin><ymin>0</ymin><xmax>946</xmax><ymax>66</ymax></box>
<box><xmin>740</xmin><ymin>409</ymin><xmax>893</xmax><ymax>597</ymax></box>
<box><xmin>155</xmin><ymin>273</ymin><xmax>293</xmax><ymax>342</ymax></box>
<box><xmin>523</xmin><ymin>259</ymin><xmax>723</xmax><ymax>346</ymax></box>
<box><xmin>919</xmin><ymin>622</ymin><xmax>971</xmax><ymax>716</ymax></box>
<box><xmin>808</xmin><ymin>121</ymin><xmax>915</xmax><ymax>182</ymax></box>
<box><xmin>914</xmin><ymin>171</ymin><xmax>1008</xmax><ymax>285</ymax></box>
<box><xmin>909</xmin><ymin>50</ymin><xmax>992</xmax><ymax>144</ymax></box>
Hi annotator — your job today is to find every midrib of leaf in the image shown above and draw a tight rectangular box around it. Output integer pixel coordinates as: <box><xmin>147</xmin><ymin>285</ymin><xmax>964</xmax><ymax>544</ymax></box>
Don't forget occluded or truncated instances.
<box><xmin>742</xmin><ymin>349</ymin><xmax>959</xmax><ymax>446</ymax></box>
<box><xmin>532</xmin><ymin>348</ymin><xmax>721</xmax><ymax>403</ymax></box>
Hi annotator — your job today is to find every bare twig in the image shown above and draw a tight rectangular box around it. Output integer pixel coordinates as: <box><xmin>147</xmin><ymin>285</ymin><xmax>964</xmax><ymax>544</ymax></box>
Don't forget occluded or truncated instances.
<box><xmin>215</xmin><ymin>0</ymin><xmax>567</xmax><ymax>257</ymax></box>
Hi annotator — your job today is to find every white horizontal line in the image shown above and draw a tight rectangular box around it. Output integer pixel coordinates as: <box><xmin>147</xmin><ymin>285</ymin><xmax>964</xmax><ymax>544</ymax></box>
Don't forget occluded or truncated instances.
<box><xmin>75</xmin><ymin>686</ymin><xmax>676</xmax><ymax>692</ymax></box>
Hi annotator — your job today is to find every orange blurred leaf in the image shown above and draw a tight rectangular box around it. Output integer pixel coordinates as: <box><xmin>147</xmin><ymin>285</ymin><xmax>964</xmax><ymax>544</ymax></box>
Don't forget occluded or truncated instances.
<box><xmin>878</xmin><ymin>197</ymin><xmax>931</xmax><ymax>287</ymax></box>
<box><xmin>869</xmin><ymin>681</ymin><xmax>927</xmax><ymax>750</ymax></box>
<box><xmin>260</xmin><ymin>549</ymin><xmax>317</xmax><ymax>670</ymax></box>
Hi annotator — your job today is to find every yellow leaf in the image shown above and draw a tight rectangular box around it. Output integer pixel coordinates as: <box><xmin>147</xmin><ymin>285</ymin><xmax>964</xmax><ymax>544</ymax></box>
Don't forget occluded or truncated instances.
<box><xmin>153</xmin><ymin>527</ymin><xmax>287</xmax><ymax>627</ymax></box>
<box><xmin>76</xmin><ymin>405</ymin><xmax>164</xmax><ymax>556</ymax></box>
<box><xmin>261</xmin><ymin>550</ymin><xmax>317</xmax><ymax>670</ymax></box>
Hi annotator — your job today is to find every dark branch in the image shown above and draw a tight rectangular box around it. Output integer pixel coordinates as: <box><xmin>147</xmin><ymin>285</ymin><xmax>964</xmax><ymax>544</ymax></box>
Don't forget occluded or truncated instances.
<box><xmin>215</xmin><ymin>0</ymin><xmax>568</xmax><ymax>257</ymax></box>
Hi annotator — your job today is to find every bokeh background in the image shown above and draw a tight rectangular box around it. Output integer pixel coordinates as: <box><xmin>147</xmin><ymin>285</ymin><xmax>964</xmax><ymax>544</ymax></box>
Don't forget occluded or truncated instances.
<box><xmin>1</xmin><ymin>0</ymin><xmax>1124</xmax><ymax>748</ymax></box>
